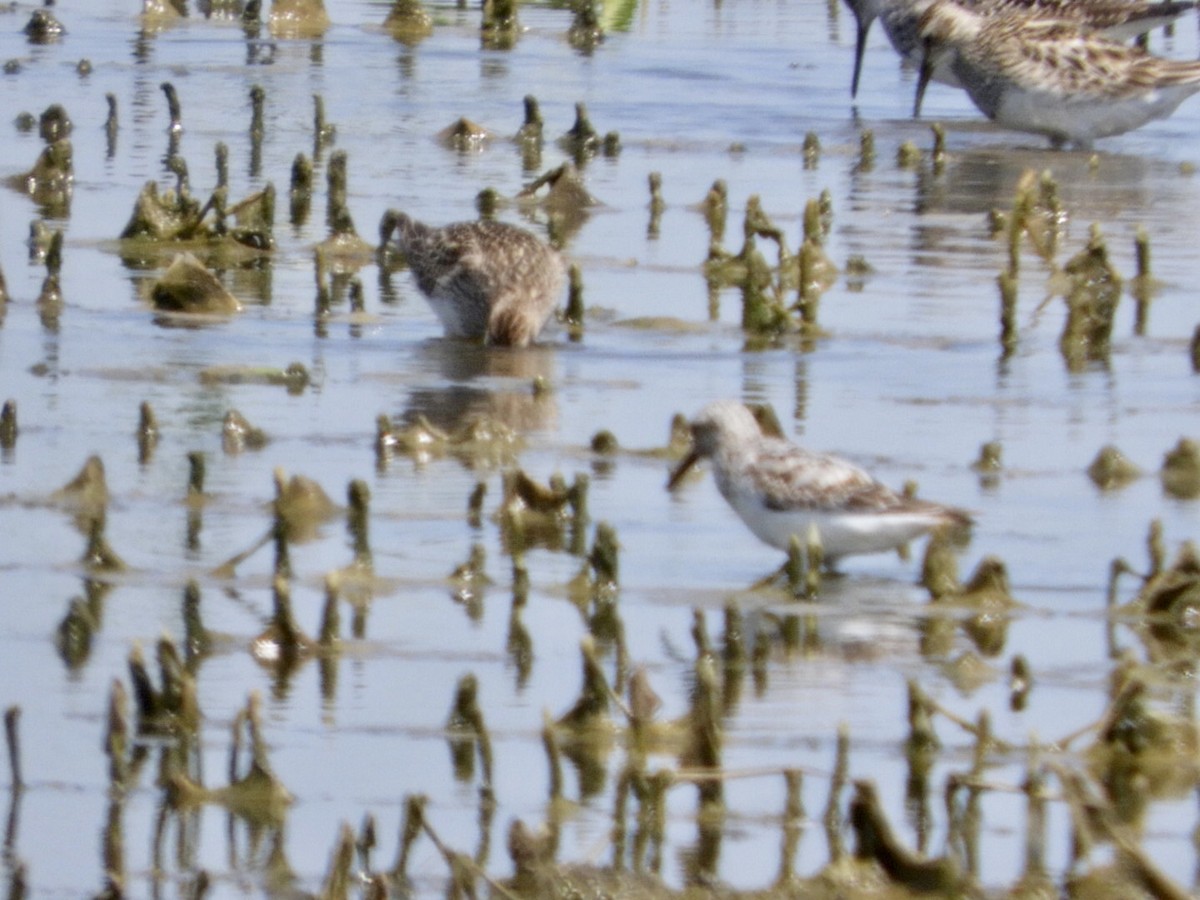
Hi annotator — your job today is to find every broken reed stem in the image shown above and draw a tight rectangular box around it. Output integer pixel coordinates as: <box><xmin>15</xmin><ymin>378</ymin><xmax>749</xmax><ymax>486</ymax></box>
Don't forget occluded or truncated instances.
<box><xmin>784</xmin><ymin>769</ymin><xmax>804</xmax><ymax>823</ymax></box>
<box><xmin>417</xmin><ymin>808</ymin><xmax>521</xmax><ymax>900</ymax></box>
<box><xmin>319</xmin><ymin>574</ymin><xmax>341</xmax><ymax>647</ymax></box>
<box><xmin>919</xmin><ymin>694</ymin><xmax>1016</xmax><ymax>753</ymax></box>
<box><xmin>1051</xmin><ymin>674</ymin><xmax>1146</xmax><ymax>752</ymax></box>
<box><xmin>391</xmin><ymin>794</ymin><xmax>427</xmax><ymax>882</ymax></box>
<box><xmin>1021</xmin><ymin>755</ymin><xmax>1048</xmax><ymax>881</ymax></box>
<box><xmin>805</xmin><ymin>525</ymin><xmax>823</xmax><ymax>595</ymax></box>
<box><xmin>857</xmin><ymin>130</ymin><xmax>875</xmax><ymax>172</ymax></box>
<box><xmin>785</xmin><ymin>535</ymin><xmax>804</xmax><ymax>595</ymax></box>
<box><xmin>1134</xmin><ymin>225</ymin><xmax>1151</xmax><ymax>281</ymax></box>
<box><xmin>1147</xmin><ymin>518</ymin><xmax>1165</xmax><ymax>577</ymax></box>
<box><xmin>105</xmin><ymin>682</ymin><xmax>130</xmax><ymax>789</ymax></box>
<box><xmin>228</xmin><ymin>704</ymin><xmax>247</xmax><ymax>784</ymax></box>
<box><xmin>823</xmin><ymin>723</ymin><xmax>849</xmax><ymax>861</ymax></box>
<box><xmin>541</xmin><ymin>711</ymin><xmax>563</xmax><ymax>801</ymax></box>
<box><xmin>998</xmin><ymin>269</ymin><xmax>1018</xmax><ymax>355</ymax></box>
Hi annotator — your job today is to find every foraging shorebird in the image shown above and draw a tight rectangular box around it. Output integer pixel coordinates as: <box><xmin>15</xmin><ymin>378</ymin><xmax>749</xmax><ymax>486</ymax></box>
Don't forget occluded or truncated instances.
<box><xmin>379</xmin><ymin>209</ymin><xmax>565</xmax><ymax>347</ymax></box>
<box><xmin>916</xmin><ymin>0</ymin><xmax>1200</xmax><ymax>148</ymax></box>
<box><xmin>843</xmin><ymin>0</ymin><xmax>1195</xmax><ymax>103</ymax></box>
<box><xmin>667</xmin><ymin>400</ymin><xmax>971</xmax><ymax>566</ymax></box>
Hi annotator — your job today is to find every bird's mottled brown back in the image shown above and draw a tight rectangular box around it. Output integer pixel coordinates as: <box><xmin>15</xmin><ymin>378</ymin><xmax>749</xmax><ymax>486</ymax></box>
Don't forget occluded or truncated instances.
<box><xmin>386</xmin><ymin>213</ymin><xmax>564</xmax><ymax>346</ymax></box>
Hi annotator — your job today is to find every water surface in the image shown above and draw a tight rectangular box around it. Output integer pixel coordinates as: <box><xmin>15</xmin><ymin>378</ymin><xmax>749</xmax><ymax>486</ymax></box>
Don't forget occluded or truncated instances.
<box><xmin>1</xmin><ymin>0</ymin><xmax>1200</xmax><ymax>895</ymax></box>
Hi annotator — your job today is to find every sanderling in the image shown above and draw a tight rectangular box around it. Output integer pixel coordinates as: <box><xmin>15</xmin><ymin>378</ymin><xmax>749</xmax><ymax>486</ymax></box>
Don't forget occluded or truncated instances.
<box><xmin>916</xmin><ymin>0</ymin><xmax>1200</xmax><ymax>149</ymax></box>
<box><xmin>667</xmin><ymin>400</ymin><xmax>971</xmax><ymax>565</ymax></box>
<box><xmin>379</xmin><ymin>210</ymin><xmax>565</xmax><ymax>347</ymax></box>
<box><xmin>843</xmin><ymin>0</ymin><xmax>1195</xmax><ymax>101</ymax></box>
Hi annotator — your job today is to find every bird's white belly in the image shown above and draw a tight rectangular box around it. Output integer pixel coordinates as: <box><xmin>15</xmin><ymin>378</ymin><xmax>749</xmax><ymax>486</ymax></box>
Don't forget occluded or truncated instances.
<box><xmin>725</xmin><ymin>491</ymin><xmax>938</xmax><ymax>561</ymax></box>
<box><xmin>422</xmin><ymin>278</ymin><xmax>488</xmax><ymax>339</ymax></box>
<box><xmin>427</xmin><ymin>297</ymin><xmax>479</xmax><ymax>338</ymax></box>
<box><xmin>993</xmin><ymin>85</ymin><xmax>1192</xmax><ymax>144</ymax></box>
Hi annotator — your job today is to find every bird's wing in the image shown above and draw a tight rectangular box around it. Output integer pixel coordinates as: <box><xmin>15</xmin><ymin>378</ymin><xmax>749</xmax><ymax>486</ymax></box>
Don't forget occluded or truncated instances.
<box><xmin>746</xmin><ymin>440</ymin><xmax>901</xmax><ymax>512</ymax></box>
<box><xmin>987</xmin><ymin>17</ymin><xmax>1200</xmax><ymax>97</ymax></box>
<box><xmin>413</xmin><ymin>226</ymin><xmax>496</xmax><ymax>306</ymax></box>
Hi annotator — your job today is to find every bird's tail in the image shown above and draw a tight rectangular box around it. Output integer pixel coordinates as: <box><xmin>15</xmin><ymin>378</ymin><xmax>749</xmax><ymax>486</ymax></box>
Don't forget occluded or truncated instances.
<box><xmin>487</xmin><ymin>304</ymin><xmax>537</xmax><ymax>348</ymax></box>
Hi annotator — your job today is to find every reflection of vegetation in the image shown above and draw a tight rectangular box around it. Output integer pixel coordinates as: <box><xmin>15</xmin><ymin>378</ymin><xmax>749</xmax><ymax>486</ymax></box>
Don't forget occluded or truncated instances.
<box><xmin>166</xmin><ymin>692</ymin><xmax>293</xmax><ymax>825</ymax></box>
<box><xmin>198</xmin><ymin>581</ymin><xmax>1192</xmax><ymax>900</ymax></box>
<box><xmin>376</xmin><ymin>412</ymin><xmax>522</xmax><ymax>470</ymax></box>
<box><xmin>1120</xmin><ymin>533</ymin><xmax>1200</xmax><ymax>670</ymax></box>
<box><xmin>17</xmin><ymin>461</ymin><xmax>1200</xmax><ymax>898</ymax></box>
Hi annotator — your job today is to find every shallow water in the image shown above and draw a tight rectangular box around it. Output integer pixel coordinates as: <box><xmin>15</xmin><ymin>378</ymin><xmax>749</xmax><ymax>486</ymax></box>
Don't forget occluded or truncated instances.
<box><xmin>1</xmin><ymin>0</ymin><xmax>1200</xmax><ymax>896</ymax></box>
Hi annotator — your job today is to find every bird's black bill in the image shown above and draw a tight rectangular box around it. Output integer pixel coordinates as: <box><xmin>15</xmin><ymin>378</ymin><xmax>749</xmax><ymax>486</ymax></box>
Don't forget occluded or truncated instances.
<box><xmin>667</xmin><ymin>450</ymin><xmax>700</xmax><ymax>490</ymax></box>
<box><xmin>851</xmin><ymin>18</ymin><xmax>870</xmax><ymax>99</ymax></box>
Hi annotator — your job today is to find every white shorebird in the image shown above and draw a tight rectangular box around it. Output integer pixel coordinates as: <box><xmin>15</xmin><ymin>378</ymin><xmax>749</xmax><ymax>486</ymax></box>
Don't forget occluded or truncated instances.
<box><xmin>379</xmin><ymin>210</ymin><xmax>565</xmax><ymax>347</ymax></box>
<box><xmin>916</xmin><ymin>0</ymin><xmax>1200</xmax><ymax>149</ymax></box>
<box><xmin>843</xmin><ymin>0</ymin><xmax>1196</xmax><ymax>102</ymax></box>
<box><xmin>667</xmin><ymin>400</ymin><xmax>971</xmax><ymax>566</ymax></box>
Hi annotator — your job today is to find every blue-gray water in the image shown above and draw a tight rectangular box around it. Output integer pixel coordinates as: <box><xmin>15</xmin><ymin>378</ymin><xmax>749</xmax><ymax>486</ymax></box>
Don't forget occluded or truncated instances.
<box><xmin>1</xmin><ymin>0</ymin><xmax>1200</xmax><ymax>895</ymax></box>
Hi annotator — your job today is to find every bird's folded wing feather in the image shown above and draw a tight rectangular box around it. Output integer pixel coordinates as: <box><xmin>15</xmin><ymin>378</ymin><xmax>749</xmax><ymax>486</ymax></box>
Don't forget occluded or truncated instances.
<box><xmin>748</xmin><ymin>441</ymin><xmax>899</xmax><ymax>512</ymax></box>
